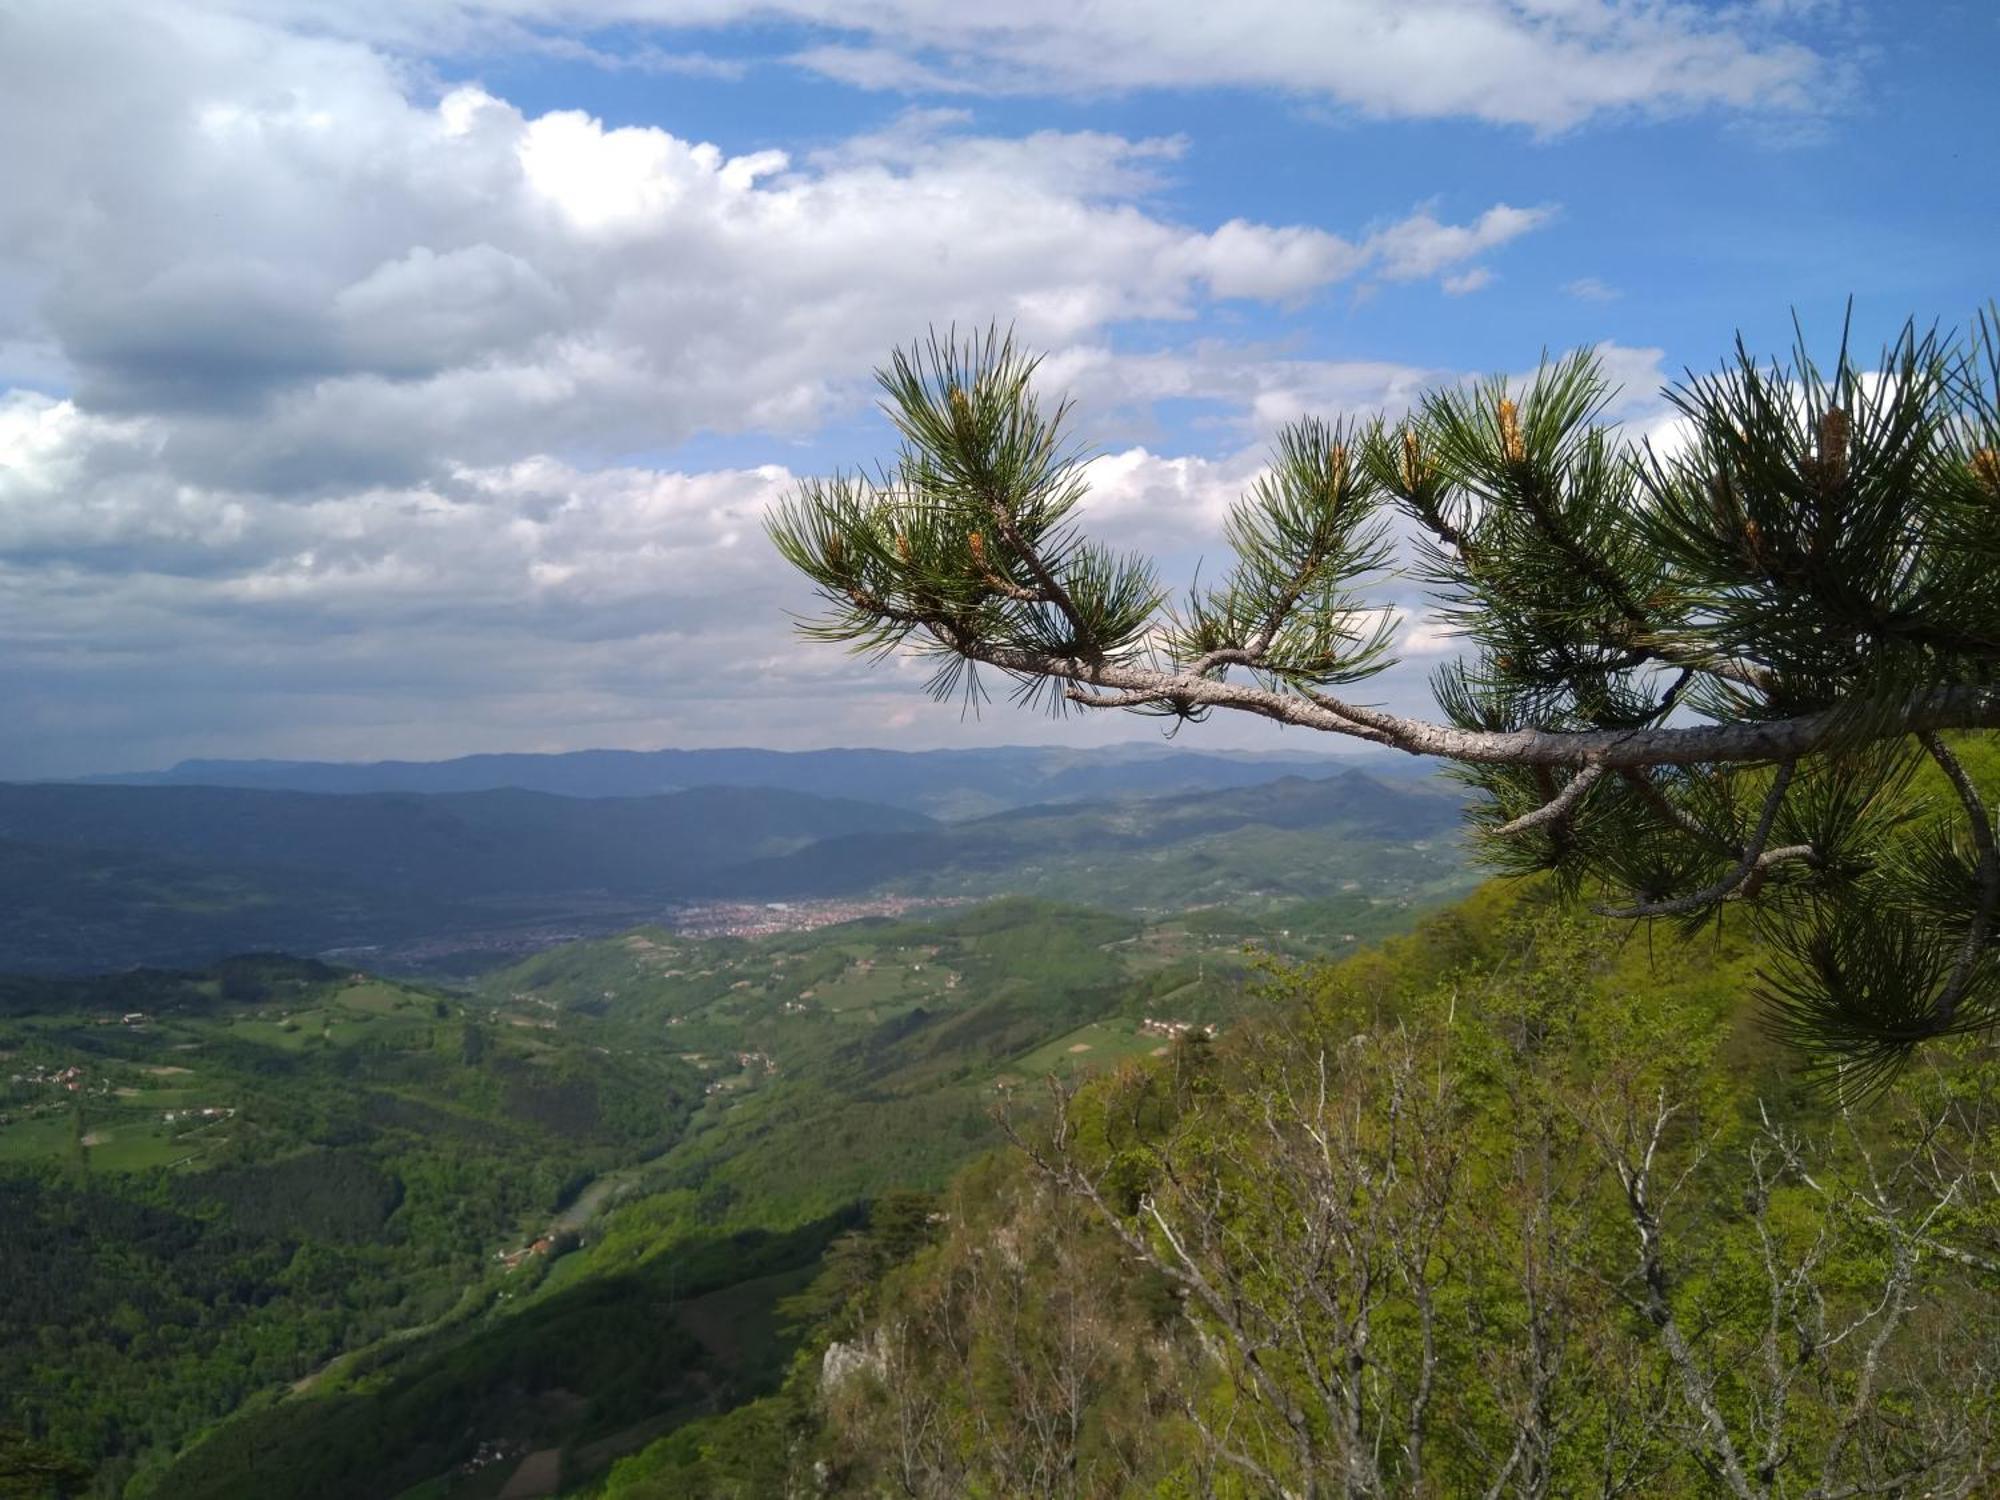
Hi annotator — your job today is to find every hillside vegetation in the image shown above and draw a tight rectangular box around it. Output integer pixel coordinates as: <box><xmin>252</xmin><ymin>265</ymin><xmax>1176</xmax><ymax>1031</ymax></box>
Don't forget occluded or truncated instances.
<box><xmin>11</xmin><ymin>870</ymin><xmax>1998</xmax><ymax>1498</ymax></box>
<box><xmin>7</xmin><ymin>896</ymin><xmax>1401</xmax><ymax>1498</ymax></box>
<box><xmin>0</xmin><ymin>956</ymin><xmax>702</xmax><ymax>1497</ymax></box>
<box><xmin>18</xmin><ymin>756</ymin><xmax>1996</xmax><ymax>1496</ymax></box>
<box><xmin>602</xmin><ymin>883</ymin><xmax>2000</xmax><ymax>1499</ymax></box>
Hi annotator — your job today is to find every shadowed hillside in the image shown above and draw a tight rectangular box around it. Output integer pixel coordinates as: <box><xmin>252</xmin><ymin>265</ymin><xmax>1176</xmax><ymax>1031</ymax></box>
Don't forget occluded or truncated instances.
<box><xmin>0</xmin><ymin>772</ymin><xmax>1465</xmax><ymax>974</ymax></box>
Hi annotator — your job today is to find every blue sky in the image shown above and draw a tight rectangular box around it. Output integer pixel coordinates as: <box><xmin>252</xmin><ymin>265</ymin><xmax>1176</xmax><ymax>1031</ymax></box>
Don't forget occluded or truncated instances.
<box><xmin>0</xmin><ymin>0</ymin><xmax>1994</xmax><ymax>776</ymax></box>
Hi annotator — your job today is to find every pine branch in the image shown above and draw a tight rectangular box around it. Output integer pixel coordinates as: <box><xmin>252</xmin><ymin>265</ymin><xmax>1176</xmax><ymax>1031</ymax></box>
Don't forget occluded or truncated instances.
<box><xmin>1493</xmin><ymin>764</ymin><xmax>1605</xmax><ymax>836</ymax></box>
<box><xmin>774</xmin><ymin>314</ymin><xmax>2000</xmax><ymax>1061</ymax></box>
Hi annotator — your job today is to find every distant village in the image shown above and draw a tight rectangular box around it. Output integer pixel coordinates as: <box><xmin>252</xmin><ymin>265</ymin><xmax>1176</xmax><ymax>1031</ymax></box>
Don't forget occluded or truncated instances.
<box><xmin>8</xmin><ymin>1062</ymin><xmax>94</xmax><ymax>1093</ymax></box>
<box><xmin>3</xmin><ymin>1052</ymin><xmax>234</xmax><ymax>1149</ymax></box>
<box><xmin>663</xmin><ymin>895</ymin><xmax>972</xmax><ymax>939</ymax></box>
<box><xmin>334</xmin><ymin>895</ymin><xmax>985</xmax><ymax>977</ymax></box>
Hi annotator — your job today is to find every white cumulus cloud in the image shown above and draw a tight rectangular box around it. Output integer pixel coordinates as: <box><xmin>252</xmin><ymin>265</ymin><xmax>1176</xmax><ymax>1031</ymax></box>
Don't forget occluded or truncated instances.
<box><xmin>199</xmin><ymin>0</ymin><xmax>1834</xmax><ymax>133</ymax></box>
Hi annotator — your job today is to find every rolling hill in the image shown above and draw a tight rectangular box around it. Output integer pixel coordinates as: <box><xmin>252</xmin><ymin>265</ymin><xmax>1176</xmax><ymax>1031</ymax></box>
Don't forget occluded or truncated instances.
<box><xmin>0</xmin><ymin>953</ymin><xmax>709</xmax><ymax>1498</ymax></box>
<box><xmin>3</xmin><ymin>896</ymin><xmax>1383</xmax><ymax>1498</ymax></box>
<box><xmin>0</xmin><ymin>769</ymin><xmax>1468</xmax><ymax>975</ymax></box>
<box><xmin>0</xmin><ymin>783</ymin><xmax>934</xmax><ymax>974</ymax></box>
<box><xmin>730</xmin><ymin>767</ymin><xmax>1469</xmax><ymax>911</ymax></box>
<box><xmin>84</xmin><ymin>742</ymin><xmax>1430</xmax><ymax>819</ymax></box>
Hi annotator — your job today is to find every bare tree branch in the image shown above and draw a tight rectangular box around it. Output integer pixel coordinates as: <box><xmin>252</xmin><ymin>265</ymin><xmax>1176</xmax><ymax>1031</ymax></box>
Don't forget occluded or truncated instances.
<box><xmin>1596</xmin><ymin>760</ymin><xmax>1816</xmax><ymax>918</ymax></box>
<box><xmin>960</xmin><ymin>638</ymin><xmax>2000</xmax><ymax>770</ymax></box>
<box><xmin>1495</xmin><ymin>764</ymin><xmax>1605</xmax><ymax>836</ymax></box>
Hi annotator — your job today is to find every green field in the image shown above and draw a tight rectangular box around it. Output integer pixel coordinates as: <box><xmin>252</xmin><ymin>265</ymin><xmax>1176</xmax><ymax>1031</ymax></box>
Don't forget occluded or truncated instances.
<box><xmin>1007</xmin><ymin>1018</ymin><xmax>1175</xmax><ymax>1079</ymax></box>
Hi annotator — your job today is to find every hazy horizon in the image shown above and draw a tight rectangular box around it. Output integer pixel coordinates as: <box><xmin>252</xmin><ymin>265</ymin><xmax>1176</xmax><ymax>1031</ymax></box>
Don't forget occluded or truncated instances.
<box><xmin>69</xmin><ymin>735</ymin><xmax>1395</xmax><ymax>784</ymax></box>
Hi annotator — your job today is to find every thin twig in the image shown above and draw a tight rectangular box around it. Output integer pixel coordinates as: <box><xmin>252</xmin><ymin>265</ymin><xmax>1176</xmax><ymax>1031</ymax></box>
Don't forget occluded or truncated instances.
<box><xmin>1918</xmin><ymin>731</ymin><xmax>1999</xmax><ymax>1025</ymax></box>
<box><xmin>1597</xmin><ymin>761</ymin><xmax>1813</xmax><ymax>918</ymax></box>
<box><xmin>1495</xmin><ymin>764</ymin><xmax>1605</xmax><ymax>836</ymax></box>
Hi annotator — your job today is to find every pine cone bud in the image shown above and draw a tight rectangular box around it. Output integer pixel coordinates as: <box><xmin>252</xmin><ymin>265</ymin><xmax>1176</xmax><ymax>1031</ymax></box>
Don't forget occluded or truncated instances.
<box><xmin>895</xmin><ymin>534</ymin><xmax>912</xmax><ymax>564</ymax></box>
<box><xmin>1707</xmin><ymin>471</ymin><xmax>1740</xmax><ymax>532</ymax></box>
<box><xmin>1973</xmin><ymin>447</ymin><xmax>2000</xmax><ymax>498</ymax></box>
<box><xmin>1400</xmin><ymin>429</ymin><xmax>1425</xmax><ymax>491</ymax></box>
<box><xmin>1743</xmin><ymin>518</ymin><xmax>1765</xmax><ymax>567</ymax></box>
<box><xmin>1497</xmin><ymin>399</ymin><xmax>1525</xmax><ymax>464</ymax></box>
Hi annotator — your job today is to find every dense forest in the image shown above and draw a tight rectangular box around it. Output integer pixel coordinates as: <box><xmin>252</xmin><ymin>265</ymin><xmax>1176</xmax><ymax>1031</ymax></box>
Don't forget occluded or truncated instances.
<box><xmin>603</xmin><ymin>881</ymin><xmax>2000</xmax><ymax>1498</ymax></box>
<box><xmin>0</xmin><ymin>956</ymin><xmax>703</xmax><ymax>1496</ymax></box>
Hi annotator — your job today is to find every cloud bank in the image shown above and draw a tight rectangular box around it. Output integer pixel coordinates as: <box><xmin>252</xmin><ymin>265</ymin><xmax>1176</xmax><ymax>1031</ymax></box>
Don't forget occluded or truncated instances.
<box><xmin>201</xmin><ymin>0</ymin><xmax>1832</xmax><ymax>132</ymax></box>
<box><xmin>0</xmin><ymin>1</ymin><xmax>1720</xmax><ymax>775</ymax></box>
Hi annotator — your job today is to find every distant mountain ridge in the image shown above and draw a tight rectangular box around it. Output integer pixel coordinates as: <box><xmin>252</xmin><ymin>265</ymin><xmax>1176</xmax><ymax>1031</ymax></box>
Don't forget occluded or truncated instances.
<box><xmin>83</xmin><ymin>743</ymin><xmax>1424</xmax><ymax>819</ymax></box>
<box><xmin>0</xmin><ymin>781</ymin><xmax>932</xmax><ymax>974</ymax></box>
<box><xmin>0</xmin><ymin>781</ymin><xmax>932</xmax><ymax>898</ymax></box>
<box><xmin>0</xmin><ymin>767</ymin><xmax>1466</xmax><ymax>975</ymax></box>
<box><xmin>725</xmin><ymin>769</ymin><xmax>1467</xmax><ymax>901</ymax></box>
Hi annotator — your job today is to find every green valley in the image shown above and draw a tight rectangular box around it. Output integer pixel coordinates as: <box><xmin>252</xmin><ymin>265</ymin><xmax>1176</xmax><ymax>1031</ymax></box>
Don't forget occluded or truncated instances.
<box><xmin>3</xmin><ymin>887</ymin><xmax>1446</xmax><ymax>1498</ymax></box>
<box><xmin>0</xmin><ymin>956</ymin><xmax>701</xmax><ymax>1497</ymax></box>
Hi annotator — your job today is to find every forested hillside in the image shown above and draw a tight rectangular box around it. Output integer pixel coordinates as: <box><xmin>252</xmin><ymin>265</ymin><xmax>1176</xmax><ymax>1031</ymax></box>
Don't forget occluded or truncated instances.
<box><xmin>140</xmin><ymin>902</ymin><xmax>1251</xmax><ymax>1497</ymax></box>
<box><xmin>0</xmin><ymin>956</ymin><xmax>703</xmax><ymax>1497</ymax></box>
<box><xmin>10</xmin><ymin>870</ymin><xmax>1997</xmax><ymax>1498</ymax></box>
<box><xmin>7</xmin><ymin>897</ymin><xmax>1396</xmax><ymax>1498</ymax></box>
<box><xmin>600</xmin><ymin>882</ymin><xmax>2000</xmax><ymax>1499</ymax></box>
<box><xmin>9</xmin><ymin>745</ymin><xmax>1995</xmax><ymax>1499</ymax></box>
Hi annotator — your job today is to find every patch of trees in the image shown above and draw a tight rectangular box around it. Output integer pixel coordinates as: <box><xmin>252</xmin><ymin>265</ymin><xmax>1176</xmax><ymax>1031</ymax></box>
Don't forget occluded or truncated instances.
<box><xmin>0</xmin><ymin>960</ymin><xmax>708</xmax><ymax>1494</ymax></box>
<box><xmin>176</xmin><ymin>1150</ymin><xmax>402</xmax><ymax>1244</ymax></box>
<box><xmin>152</xmin><ymin>1215</ymin><xmax>856</xmax><ymax>1500</ymax></box>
